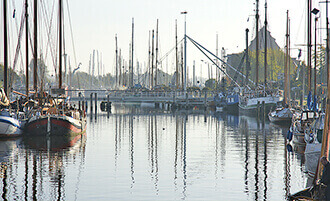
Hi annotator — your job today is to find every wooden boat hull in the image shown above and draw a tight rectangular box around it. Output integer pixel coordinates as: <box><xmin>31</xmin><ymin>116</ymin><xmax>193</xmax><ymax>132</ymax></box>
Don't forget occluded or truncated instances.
<box><xmin>0</xmin><ymin>116</ymin><xmax>23</xmax><ymax>137</ymax></box>
<box><xmin>23</xmin><ymin>133</ymin><xmax>86</xmax><ymax>151</ymax></box>
<box><xmin>224</xmin><ymin>102</ymin><xmax>239</xmax><ymax>113</ymax></box>
<box><xmin>268</xmin><ymin>114</ymin><xmax>292</xmax><ymax>124</ymax></box>
<box><xmin>25</xmin><ymin>115</ymin><xmax>86</xmax><ymax>137</ymax></box>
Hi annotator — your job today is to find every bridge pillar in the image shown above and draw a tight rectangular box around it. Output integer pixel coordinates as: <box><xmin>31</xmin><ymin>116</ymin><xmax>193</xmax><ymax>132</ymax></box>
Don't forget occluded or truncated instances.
<box><xmin>107</xmin><ymin>94</ymin><xmax>111</xmax><ymax>117</ymax></box>
<box><xmin>95</xmin><ymin>93</ymin><xmax>98</xmax><ymax>115</ymax></box>
<box><xmin>90</xmin><ymin>93</ymin><xmax>93</xmax><ymax>114</ymax></box>
<box><xmin>204</xmin><ymin>91</ymin><xmax>207</xmax><ymax>109</ymax></box>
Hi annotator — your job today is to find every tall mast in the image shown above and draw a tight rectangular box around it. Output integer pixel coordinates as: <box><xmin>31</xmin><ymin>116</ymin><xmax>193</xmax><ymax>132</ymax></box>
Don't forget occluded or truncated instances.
<box><xmin>119</xmin><ymin>49</ymin><xmax>122</xmax><ymax>86</ymax></box>
<box><xmin>193</xmin><ymin>60</ymin><xmax>196</xmax><ymax>87</ymax></box>
<box><xmin>59</xmin><ymin>0</ymin><xmax>63</xmax><ymax>89</ymax></box>
<box><xmin>255</xmin><ymin>0</ymin><xmax>259</xmax><ymax>87</ymax></box>
<box><xmin>115</xmin><ymin>35</ymin><xmax>118</xmax><ymax>89</ymax></box>
<box><xmin>288</xmin><ymin>17</ymin><xmax>291</xmax><ymax>104</ymax></box>
<box><xmin>314</xmin><ymin>16</ymin><xmax>318</xmax><ymax>103</ymax></box>
<box><xmin>175</xmin><ymin>20</ymin><xmax>179</xmax><ymax>89</ymax></box>
<box><xmin>130</xmin><ymin>18</ymin><xmax>134</xmax><ymax>88</ymax></box>
<box><xmin>97</xmin><ymin>51</ymin><xmax>99</xmax><ymax>78</ymax></box>
<box><xmin>216</xmin><ymin>33</ymin><xmax>219</xmax><ymax>83</ymax></box>
<box><xmin>33</xmin><ymin>0</ymin><xmax>38</xmax><ymax>92</ymax></box>
<box><xmin>183</xmin><ymin>12</ymin><xmax>187</xmax><ymax>92</ymax></box>
<box><xmin>92</xmin><ymin>50</ymin><xmax>95</xmax><ymax>87</ymax></box>
<box><xmin>3</xmin><ymin>0</ymin><xmax>8</xmax><ymax>95</ymax></box>
<box><xmin>264</xmin><ymin>0</ymin><xmax>268</xmax><ymax>88</ymax></box>
<box><xmin>181</xmin><ymin>44</ymin><xmax>184</xmax><ymax>88</ymax></box>
<box><xmin>327</xmin><ymin>0</ymin><xmax>329</xmax><ymax>87</ymax></box>
<box><xmin>151</xmin><ymin>30</ymin><xmax>154</xmax><ymax>88</ymax></box>
<box><xmin>148</xmin><ymin>31</ymin><xmax>151</xmax><ymax>88</ymax></box>
<box><xmin>155</xmin><ymin>19</ymin><xmax>159</xmax><ymax>86</ymax></box>
<box><xmin>25</xmin><ymin>0</ymin><xmax>29</xmax><ymax>96</ymax></box>
<box><xmin>308</xmin><ymin>0</ymin><xmax>312</xmax><ymax>92</ymax></box>
<box><xmin>284</xmin><ymin>11</ymin><xmax>289</xmax><ymax>106</ymax></box>
<box><xmin>245</xmin><ymin>28</ymin><xmax>250</xmax><ymax>86</ymax></box>
<box><xmin>318</xmin><ymin>0</ymin><xmax>330</xmax><ymax>180</ymax></box>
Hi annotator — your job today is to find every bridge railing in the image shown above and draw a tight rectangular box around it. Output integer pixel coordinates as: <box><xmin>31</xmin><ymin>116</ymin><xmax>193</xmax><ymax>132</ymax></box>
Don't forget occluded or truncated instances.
<box><xmin>106</xmin><ymin>90</ymin><xmax>217</xmax><ymax>99</ymax></box>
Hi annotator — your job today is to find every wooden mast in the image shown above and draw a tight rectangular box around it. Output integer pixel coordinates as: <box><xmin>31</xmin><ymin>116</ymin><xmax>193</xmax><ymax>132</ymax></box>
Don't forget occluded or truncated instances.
<box><xmin>130</xmin><ymin>18</ymin><xmax>134</xmax><ymax>88</ymax></box>
<box><xmin>33</xmin><ymin>0</ymin><xmax>38</xmax><ymax>93</ymax></box>
<box><xmin>245</xmin><ymin>28</ymin><xmax>250</xmax><ymax>86</ymax></box>
<box><xmin>175</xmin><ymin>20</ymin><xmax>179</xmax><ymax>89</ymax></box>
<box><xmin>264</xmin><ymin>0</ymin><xmax>268</xmax><ymax>91</ymax></box>
<box><xmin>59</xmin><ymin>0</ymin><xmax>63</xmax><ymax>89</ymax></box>
<box><xmin>318</xmin><ymin>0</ymin><xmax>330</xmax><ymax>180</ymax></box>
<box><xmin>255</xmin><ymin>0</ymin><xmax>259</xmax><ymax>87</ymax></box>
<box><xmin>155</xmin><ymin>19</ymin><xmax>159</xmax><ymax>86</ymax></box>
<box><xmin>308</xmin><ymin>0</ymin><xmax>312</xmax><ymax>93</ymax></box>
<box><xmin>3</xmin><ymin>0</ymin><xmax>8</xmax><ymax>95</ymax></box>
<box><xmin>25</xmin><ymin>0</ymin><xmax>29</xmax><ymax>97</ymax></box>
<box><xmin>288</xmin><ymin>17</ymin><xmax>291</xmax><ymax>105</ymax></box>
<box><xmin>314</xmin><ymin>16</ymin><xmax>318</xmax><ymax>103</ymax></box>
<box><xmin>148</xmin><ymin>31</ymin><xmax>151</xmax><ymax>88</ymax></box>
<box><xmin>284</xmin><ymin>11</ymin><xmax>289</xmax><ymax>106</ymax></box>
<box><xmin>327</xmin><ymin>0</ymin><xmax>330</xmax><ymax>87</ymax></box>
<box><xmin>115</xmin><ymin>35</ymin><xmax>118</xmax><ymax>89</ymax></box>
<box><xmin>151</xmin><ymin>30</ymin><xmax>154</xmax><ymax>88</ymax></box>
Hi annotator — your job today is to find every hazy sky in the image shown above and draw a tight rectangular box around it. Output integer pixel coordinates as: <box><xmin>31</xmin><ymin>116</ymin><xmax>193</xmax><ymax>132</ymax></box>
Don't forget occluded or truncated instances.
<box><xmin>0</xmin><ymin>0</ymin><xmax>327</xmax><ymax>79</ymax></box>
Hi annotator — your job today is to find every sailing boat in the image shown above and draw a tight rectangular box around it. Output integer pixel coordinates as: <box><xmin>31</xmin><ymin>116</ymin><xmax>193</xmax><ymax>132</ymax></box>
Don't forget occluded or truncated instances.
<box><xmin>289</xmin><ymin>0</ymin><xmax>330</xmax><ymax>199</ymax></box>
<box><xmin>268</xmin><ymin>11</ymin><xmax>295</xmax><ymax>124</ymax></box>
<box><xmin>239</xmin><ymin>0</ymin><xmax>280</xmax><ymax>114</ymax></box>
<box><xmin>0</xmin><ymin>0</ymin><xmax>25</xmax><ymax>137</ymax></box>
<box><xmin>24</xmin><ymin>0</ymin><xmax>87</xmax><ymax>136</ymax></box>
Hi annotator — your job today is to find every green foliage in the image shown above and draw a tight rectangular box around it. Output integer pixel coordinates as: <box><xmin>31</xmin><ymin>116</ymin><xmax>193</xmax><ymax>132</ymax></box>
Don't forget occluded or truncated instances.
<box><xmin>227</xmin><ymin>48</ymin><xmax>305</xmax><ymax>92</ymax></box>
<box><xmin>71</xmin><ymin>71</ymin><xmax>115</xmax><ymax>89</ymax></box>
<box><xmin>0</xmin><ymin>64</ymin><xmax>21</xmax><ymax>90</ymax></box>
<box><xmin>205</xmin><ymin>78</ymin><xmax>217</xmax><ymax>89</ymax></box>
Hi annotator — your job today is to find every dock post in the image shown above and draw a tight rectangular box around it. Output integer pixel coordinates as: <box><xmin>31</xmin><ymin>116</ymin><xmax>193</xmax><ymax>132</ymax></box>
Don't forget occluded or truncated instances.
<box><xmin>78</xmin><ymin>92</ymin><xmax>81</xmax><ymax>110</ymax></box>
<box><xmin>107</xmin><ymin>94</ymin><xmax>110</xmax><ymax>117</ymax></box>
<box><xmin>172</xmin><ymin>91</ymin><xmax>176</xmax><ymax>109</ymax></box>
<box><xmin>204</xmin><ymin>91</ymin><xmax>207</xmax><ymax>109</ymax></box>
<box><xmin>90</xmin><ymin>93</ymin><xmax>93</xmax><ymax>114</ymax></box>
<box><xmin>257</xmin><ymin>101</ymin><xmax>260</xmax><ymax>118</ymax></box>
<box><xmin>95</xmin><ymin>93</ymin><xmax>98</xmax><ymax>114</ymax></box>
<box><xmin>185</xmin><ymin>92</ymin><xmax>188</xmax><ymax>109</ymax></box>
<box><xmin>262</xmin><ymin>101</ymin><xmax>265</xmax><ymax>120</ymax></box>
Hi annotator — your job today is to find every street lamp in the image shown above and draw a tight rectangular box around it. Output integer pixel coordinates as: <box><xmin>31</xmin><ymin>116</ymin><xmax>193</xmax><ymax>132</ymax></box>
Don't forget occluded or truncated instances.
<box><xmin>181</xmin><ymin>11</ymin><xmax>187</xmax><ymax>92</ymax></box>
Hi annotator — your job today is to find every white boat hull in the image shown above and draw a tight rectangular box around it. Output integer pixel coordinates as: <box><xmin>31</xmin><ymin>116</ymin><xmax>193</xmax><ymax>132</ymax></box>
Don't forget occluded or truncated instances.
<box><xmin>305</xmin><ymin>143</ymin><xmax>321</xmax><ymax>177</ymax></box>
<box><xmin>0</xmin><ymin>116</ymin><xmax>22</xmax><ymax>137</ymax></box>
<box><xmin>239</xmin><ymin>96</ymin><xmax>278</xmax><ymax>112</ymax></box>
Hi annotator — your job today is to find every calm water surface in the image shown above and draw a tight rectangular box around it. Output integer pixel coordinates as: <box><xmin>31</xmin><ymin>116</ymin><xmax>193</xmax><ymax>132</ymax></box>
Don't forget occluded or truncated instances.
<box><xmin>0</xmin><ymin>103</ymin><xmax>309</xmax><ymax>200</ymax></box>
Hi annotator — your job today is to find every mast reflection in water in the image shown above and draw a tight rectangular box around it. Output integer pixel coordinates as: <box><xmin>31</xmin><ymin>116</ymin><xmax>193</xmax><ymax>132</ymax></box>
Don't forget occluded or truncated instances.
<box><xmin>0</xmin><ymin>104</ymin><xmax>310</xmax><ymax>200</ymax></box>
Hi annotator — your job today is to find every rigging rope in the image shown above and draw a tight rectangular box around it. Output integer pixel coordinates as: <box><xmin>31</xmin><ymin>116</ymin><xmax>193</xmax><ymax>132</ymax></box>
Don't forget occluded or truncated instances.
<box><xmin>40</xmin><ymin>0</ymin><xmax>57</xmax><ymax>76</ymax></box>
<box><xmin>9</xmin><ymin>3</ymin><xmax>26</xmax><ymax>90</ymax></box>
<box><xmin>187</xmin><ymin>36</ymin><xmax>241</xmax><ymax>88</ymax></box>
<box><xmin>186</xmin><ymin>35</ymin><xmax>254</xmax><ymax>89</ymax></box>
<box><xmin>158</xmin><ymin>38</ymin><xmax>184</xmax><ymax>64</ymax></box>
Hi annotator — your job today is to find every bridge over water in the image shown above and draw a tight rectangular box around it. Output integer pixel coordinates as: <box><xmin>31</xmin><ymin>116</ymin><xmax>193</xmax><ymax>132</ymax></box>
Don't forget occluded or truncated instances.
<box><xmin>69</xmin><ymin>90</ymin><xmax>217</xmax><ymax>109</ymax></box>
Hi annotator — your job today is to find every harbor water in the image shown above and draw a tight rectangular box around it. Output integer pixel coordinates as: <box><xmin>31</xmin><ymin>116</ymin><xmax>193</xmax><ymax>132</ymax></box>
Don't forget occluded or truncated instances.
<box><xmin>0</xmin><ymin>103</ymin><xmax>309</xmax><ymax>200</ymax></box>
